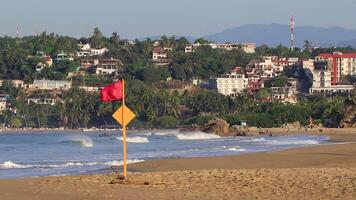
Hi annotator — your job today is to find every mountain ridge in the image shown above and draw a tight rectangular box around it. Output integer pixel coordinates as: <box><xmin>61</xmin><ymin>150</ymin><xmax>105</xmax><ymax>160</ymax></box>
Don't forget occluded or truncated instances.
<box><xmin>203</xmin><ymin>24</ymin><xmax>356</xmax><ymax>48</ymax></box>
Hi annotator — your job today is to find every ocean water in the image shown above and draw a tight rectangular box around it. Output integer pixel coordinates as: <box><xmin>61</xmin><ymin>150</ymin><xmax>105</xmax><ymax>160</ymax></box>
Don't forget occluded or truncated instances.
<box><xmin>0</xmin><ymin>130</ymin><xmax>330</xmax><ymax>179</ymax></box>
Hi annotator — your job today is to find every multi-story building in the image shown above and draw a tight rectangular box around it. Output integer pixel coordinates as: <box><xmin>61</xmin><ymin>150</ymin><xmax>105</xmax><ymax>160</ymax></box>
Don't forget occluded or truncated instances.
<box><xmin>209</xmin><ymin>72</ymin><xmax>248</xmax><ymax>96</ymax></box>
<box><xmin>185</xmin><ymin>42</ymin><xmax>256</xmax><ymax>53</ymax></box>
<box><xmin>271</xmin><ymin>78</ymin><xmax>298</xmax><ymax>104</ymax></box>
<box><xmin>80</xmin><ymin>59</ymin><xmax>99</xmax><ymax>69</ymax></box>
<box><xmin>32</xmin><ymin>80</ymin><xmax>71</xmax><ymax>90</ymax></box>
<box><xmin>255</xmin><ymin>56</ymin><xmax>298</xmax><ymax>79</ymax></box>
<box><xmin>76</xmin><ymin>43</ymin><xmax>108</xmax><ymax>57</ymax></box>
<box><xmin>90</xmin><ymin>48</ymin><xmax>108</xmax><ymax>56</ymax></box>
<box><xmin>247</xmin><ymin>80</ymin><xmax>264</xmax><ymax>94</ymax></box>
<box><xmin>302</xmin><ymin>59</ymin><xmax>354</xmax><ymax>94</ymax></box>
<box><xmin>95</xmin><ymin>58</ymin><xmax>123</xmax><ymax>75</ymax></box>
<box><xmin>152</xmin><ymin>47</ymin><xmax>168</xmax><ymax>60</ymax></box>
<box><xmin>316</xmin><ymin>52</ymin><xmax>356</xmax><ymax>85</ymax></box>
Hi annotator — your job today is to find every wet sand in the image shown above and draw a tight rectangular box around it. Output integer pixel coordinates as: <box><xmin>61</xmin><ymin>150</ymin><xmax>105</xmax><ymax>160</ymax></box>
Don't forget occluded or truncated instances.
<box><xmin>1</xmin><ymin>129</ymin><xmax>356</xmax><ymax>200</ymax></box>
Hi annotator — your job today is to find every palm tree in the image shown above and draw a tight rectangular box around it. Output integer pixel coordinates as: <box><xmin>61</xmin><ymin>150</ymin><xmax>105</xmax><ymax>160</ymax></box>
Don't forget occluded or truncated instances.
<box><xmin>303</xmin><ymin>40</ymin><xmax>312</xmax><ymax>52</ymax></box>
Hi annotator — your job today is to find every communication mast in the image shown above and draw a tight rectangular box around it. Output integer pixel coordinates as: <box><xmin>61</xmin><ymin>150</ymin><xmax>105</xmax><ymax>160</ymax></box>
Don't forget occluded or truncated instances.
<box><xmin>16</xmin><ymin>25</ymin><xmax>20</xmax><ymax>38</ymax></box>
<box><xmin>290</xmin><ymin>16</ymin><xmax>295</xmax><ymax>50</ymax></box>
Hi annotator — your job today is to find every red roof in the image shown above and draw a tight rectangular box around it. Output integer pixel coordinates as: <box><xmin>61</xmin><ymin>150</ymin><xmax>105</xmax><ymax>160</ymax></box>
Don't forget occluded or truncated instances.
<box><xmin>319</xmin><ymin>53</ymin><xmax>356</xmax><ymax>59</ymax></box>
<box><xmin>153</xmin><ymin>47</ymin><xmax>165</xmax><ymax>54</ymax></box>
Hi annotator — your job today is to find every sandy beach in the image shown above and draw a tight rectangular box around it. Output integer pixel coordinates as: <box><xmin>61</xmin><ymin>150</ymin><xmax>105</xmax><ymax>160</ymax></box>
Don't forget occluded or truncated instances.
<box><xmin>1</xmin><ymin>128</ymin><xmax>356</xmax><ymax>200</ymax></box>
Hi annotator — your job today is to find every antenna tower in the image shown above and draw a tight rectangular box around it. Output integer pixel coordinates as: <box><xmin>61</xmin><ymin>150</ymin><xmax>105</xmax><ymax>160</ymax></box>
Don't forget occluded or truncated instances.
<box><xmin>290</xmin><ymin>16</ymin><xmax>295</xmax><ymax>50</ymax></box>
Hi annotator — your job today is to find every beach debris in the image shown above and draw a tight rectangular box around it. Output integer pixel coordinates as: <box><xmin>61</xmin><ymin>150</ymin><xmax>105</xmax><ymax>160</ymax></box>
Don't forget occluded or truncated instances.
<box><xmin>109</xmin><ymin>174</ymin><xmax>126</xmax><ymax>184</ymax></box>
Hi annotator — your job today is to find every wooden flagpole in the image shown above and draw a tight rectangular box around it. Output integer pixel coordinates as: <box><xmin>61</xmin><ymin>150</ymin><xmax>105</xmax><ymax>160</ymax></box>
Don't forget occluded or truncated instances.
<box><xmin>121</xmin><ymin>79</ymin><xmax>127</xmax><ymax>177</ymax></box>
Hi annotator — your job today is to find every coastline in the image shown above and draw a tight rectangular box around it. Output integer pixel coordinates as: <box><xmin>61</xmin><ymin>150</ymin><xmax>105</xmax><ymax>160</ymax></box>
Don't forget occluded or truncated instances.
<box><xmin>0</xmin><ymin>129</ymin><xmax>356</xmax><ymax>199</ymax></box>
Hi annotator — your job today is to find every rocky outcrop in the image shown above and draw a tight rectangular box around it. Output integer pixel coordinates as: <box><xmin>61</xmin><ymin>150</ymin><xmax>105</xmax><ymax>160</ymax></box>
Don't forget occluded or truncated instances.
<box><xmin>179</xmin><ymin>118</ymin><xmax>250</xmax><ymax>136</ymax></box>
<box><xmin>340</xmin><ymin>105</ymin><xmax>356</xmax><ymax>128</ymax></box>
<box><xmin>200</xmin><ymin>118</ymin><xmax>230</xmax><ymax>136</ymax></box>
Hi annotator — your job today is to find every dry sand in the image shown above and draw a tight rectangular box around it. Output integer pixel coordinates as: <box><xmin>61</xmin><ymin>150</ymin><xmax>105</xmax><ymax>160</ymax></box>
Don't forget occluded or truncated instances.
<box><xmin>1</xmin><ymin>128</ymin><xmax>356</xmax><ymax>200</ymax></box>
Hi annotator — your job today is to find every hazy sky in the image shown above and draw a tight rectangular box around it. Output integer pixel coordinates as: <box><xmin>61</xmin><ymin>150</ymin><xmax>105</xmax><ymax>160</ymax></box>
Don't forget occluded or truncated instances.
<box><xmin>1</xmin><ymin>0</ymin><xmax>356</xmax><ymax>39</ymax></box>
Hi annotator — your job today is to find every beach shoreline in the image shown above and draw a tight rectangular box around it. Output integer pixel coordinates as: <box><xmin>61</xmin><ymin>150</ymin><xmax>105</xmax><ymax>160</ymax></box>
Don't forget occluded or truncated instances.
<box><xmin>0</xmin><ymin>129</ymin><xmax>356</xmax><ymax>199</ymax></box>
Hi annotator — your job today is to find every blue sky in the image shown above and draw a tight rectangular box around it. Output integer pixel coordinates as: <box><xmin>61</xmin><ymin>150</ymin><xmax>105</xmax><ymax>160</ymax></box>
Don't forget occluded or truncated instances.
<box><xmin>1</xmin><ymin>0</ymin><xmax>356</xmax><ymax>39</ymax></box>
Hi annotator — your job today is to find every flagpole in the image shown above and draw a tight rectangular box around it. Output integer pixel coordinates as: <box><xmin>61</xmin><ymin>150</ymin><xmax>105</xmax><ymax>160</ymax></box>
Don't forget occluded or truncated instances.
<box><xmin>121</xmin><ymin>79</ymin><xmax>127</xmax><ymax>177</ymax></box>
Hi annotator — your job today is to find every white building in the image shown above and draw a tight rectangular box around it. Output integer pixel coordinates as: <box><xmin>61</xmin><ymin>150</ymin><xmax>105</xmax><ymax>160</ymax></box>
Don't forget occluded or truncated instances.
<box><xmin>302</xmin><ymin>59</ymin><xmax>355</xmax><ymax>94</ymax></box>
<box><xmin>96</xmin><ymin>58</ymin><xmax>123</xmax><ymax>75</ymax></box>
<box><xmin>152</xmin><ymin>47</ymin><xmax>168</xmax><ymax>60</ymax></box>
<box><xmin>26</xmin><ymin>98</ymin><xmax>58</xmax><ymax>105</ymax></box>
<box><xmin>316</xmin><ymin>52</ymin><xmax>356</xmax><ymax>84</ymax></box>
<box><xmin>90</xmin><ymin>48</ymin><xmax>108</xmax><ymax>56</ymax></box>
<box><xmin>76</xmin><ymin>43</ymin><xmax>108</xmax><ymax>57</ymax></box>
<box><xmin>310</xmin><ymin>85</ymin><xmax>354</xmax><ymax>93</ymax></box>
<box><xmin>78</xmin><ymin>43</ymin><xmax>91</xmax><ymax>51</ymax></box>
<box><xmin>271</xmin><ymin>78</ymin><xmax>298</xmax><ymax>104</ymax></box>
<box><xmin>32</xmin><ymin>80</ymin><xmax>71</xmax><ymax>90</ymax></box>
<box><xmin>255</xmin><ymin>56</ymin><xmax>298</xmax><ymax>79</ymax></box>
<box><xmin>210</xmin><ymin>72</ymin><xmax>248</xmax><ymax>96</ymax></box>
<box><xmin>80</xmin><ymin>59</ymin><xmax>99</xmax><ymax>69</ymax></box>
<box><xmin>185</xmin><ymin>43</ymin><xmax>256</xmax><ymax>53</ymax></box>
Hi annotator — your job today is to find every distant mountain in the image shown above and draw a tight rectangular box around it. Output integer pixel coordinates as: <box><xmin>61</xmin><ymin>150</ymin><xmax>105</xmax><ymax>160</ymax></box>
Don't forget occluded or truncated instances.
<box><xmin>338</xmin><ymin>39</ymin><xmax>356</xmax><ymax>48</ymax></box>
<box><xmin>204</xmin><ymin>24</ymin><xmax>356</xmax><ymax>48</ymax></box>
<box><xmin>137</xmin><ymin>35</ymin><xmax>196</xmax><ymax>43</ymax></box>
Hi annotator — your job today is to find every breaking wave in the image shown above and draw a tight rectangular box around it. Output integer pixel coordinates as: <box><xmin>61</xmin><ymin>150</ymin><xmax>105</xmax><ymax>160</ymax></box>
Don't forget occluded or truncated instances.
<box><xmin>0</xmin><ymin>161</ymin><xmax>27</xmax><ymax>169</ymax></box>
<box><xmin>61</xmin><ymin>136</ymin><xmax>94</xmax><ymax>148</ymax></box>
<box><xmin>177</xmin><ymin>132</ymin><xmax>221</xmax><ymax>140</ymax></box>
<box><xmin>154</xmin><ymin>130</ymin><xmax>180</xmax><ymax>136</ymax></box>
<box><xmin>263</xmin><ymin>140</ymin><xmax>320</xmax><ymax>145</ymax></box>
<box><xmin>116</xmin><ymin>136</ymin><xmax>149</xmax><ymax>143</ymax></box>
<box><xmin>228</xmin><ymin>146</ymin><xmax>246</xmax><ymax>152</ymax></box>
<box><xmin>0</xmin><ymin>159</ymin><xmax>145</xmax><ymax>169</ymax></box>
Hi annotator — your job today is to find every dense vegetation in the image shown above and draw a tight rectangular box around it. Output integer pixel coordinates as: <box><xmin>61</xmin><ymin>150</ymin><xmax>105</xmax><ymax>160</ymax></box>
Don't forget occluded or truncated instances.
<box><xmin>0</xmin><ymin>30</ymin><xmax>355</xmax><ymax>129</ymax></box>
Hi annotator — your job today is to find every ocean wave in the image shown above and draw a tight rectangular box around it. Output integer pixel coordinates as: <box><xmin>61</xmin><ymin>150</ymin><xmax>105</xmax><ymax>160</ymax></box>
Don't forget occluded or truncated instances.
<box><xmin>116</xmin><ymin>136</ymin><xmax>149</xmax><ymax>143</ymax></box>
<box><xmin>247</xmin><ymin>138</ymin><xmax>266</xmax><ymax>142</ymax></box>
<box><xmin>228</xmin><ymin>147</ymin><xmax>246</xmax><ymax>152</ymax></box>
<box><xmin>263</xmin><ymin>140</ymin><xmax>320</xmax><ymax>145</ymax></box>
<box><xmin>176</xmin><ymin>132</ymin><xmax>221</xmax><ymax>140</ymax></box>
<box><xmin>61</xmin><ymin>136</ymin><xmax>94</xmax><ymax>148</ymax></box>
<box><xmin>104</xmin><ymin>159</ymin><xmax>145</xmax><ymax>166</ymax></box>
<box><xmin>245</xmin><ymin>137</ymin><xmax>320</xmax><ymax>145</ymax></box>
<box><xmin>0</xmin><ymin>161</ymin><xmax>28</xmax><ymax>169</ymax></box>
<box><xmin>154</xmin><ymin>130</ymin><xmax>180</xmax><ymax>136</ymax></box>
<box><xmin>0</xmin><ymin>159</ymin><xmax>145</xmax><ymax>169</ymax></box>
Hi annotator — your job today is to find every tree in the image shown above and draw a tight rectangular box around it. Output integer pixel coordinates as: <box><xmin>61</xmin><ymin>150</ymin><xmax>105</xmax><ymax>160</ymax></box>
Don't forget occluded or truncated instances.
<box><xmin>194</xmin><ymin>38</ymin><xmax>211</xmax><ymax>44</ymax></box>
<box><xmin>90</xmin><ymin>27</ymin><xmax>105</xmax><ymax>48</ymax></box>
<box><xmin>110</xmin><ymin>32</ymin><xmax>120</xmax><ymax>46</ymax></box>
<box><xmin>256</xmin><ymin>88</ymin><xmax>271</xmax><ymax>100</ymax></box>
<box><xmin>303</xmin><ymin>40</ymin><xmax>312</xmax><ymax>52</ymax></box>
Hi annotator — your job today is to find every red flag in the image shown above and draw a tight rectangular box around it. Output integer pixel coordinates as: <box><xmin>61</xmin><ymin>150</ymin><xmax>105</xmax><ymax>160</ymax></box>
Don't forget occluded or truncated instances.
<box><xmin>100</xmin><ymin>81</ymin><xmax>123</xmax><ymax>102</ymax></box>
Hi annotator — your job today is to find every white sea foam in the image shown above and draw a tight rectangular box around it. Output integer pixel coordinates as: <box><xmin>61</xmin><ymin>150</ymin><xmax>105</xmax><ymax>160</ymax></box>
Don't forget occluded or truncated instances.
<box><xmin>249</xmin><ymin>138</ymin><xmax>266</xmax><ymax>142</ymax></box>
<box><xmin>104</xmin><ymin>159</ymin><xmax>145</xmax><ymax>166</ymax></box>
<box><xmin>0</xmin><ymin>161</ymin><xmax>28</xmax><ymax>169</ymax></box>
<box><xmin>246</xmin><ymin>137</ymin><xmax>320</xmax><ymax>145</ymax></box>
<box><xmin>116</xmin><ymin>136</ymin><xmax>149</xmax><ymax>143</ymax></box>
<box><xmin>0</xmin><ymin>159</ymin><xmax>145</xmax><ymax>169</ymax></box>
<box><xmin>154</xmin><ymin>130</ymin><xmax>180</xmax><ymax>136</ymax></box>
<box><xmin>228</xmin><ymin>147</ymin><xmax>246</xmax><ymax>152</ymax></box>
<box><xmin>263</xmin><ymin>140</ymin><xmax>320</xmax><ymax>145</ymax></box>
<box><xmin>177</xmin><ymin>132</ymin><xmax>221</xmax><ymax>140</ymax></box>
